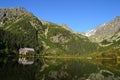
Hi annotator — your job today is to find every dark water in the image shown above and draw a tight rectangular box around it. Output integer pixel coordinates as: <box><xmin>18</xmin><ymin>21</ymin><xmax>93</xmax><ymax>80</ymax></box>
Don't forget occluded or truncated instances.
<box><xmin>0</xmin><ymin>56</ymin><xmax>120</xmax><ymax>80</ymax></box>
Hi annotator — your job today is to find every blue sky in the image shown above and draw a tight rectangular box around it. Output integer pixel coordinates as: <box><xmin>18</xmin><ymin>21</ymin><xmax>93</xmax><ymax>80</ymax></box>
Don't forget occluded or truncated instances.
<box><xmin>0</xmin><ymin>0</ymin><xmax>120</xmax><ymax>32</ymax></box>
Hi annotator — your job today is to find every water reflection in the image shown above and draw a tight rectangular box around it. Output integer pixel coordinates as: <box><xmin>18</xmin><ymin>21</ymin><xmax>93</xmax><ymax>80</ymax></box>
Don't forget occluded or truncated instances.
<box><xmin>36</xmin><ymin>58</ymin><xmax>120</xmax><ymax>80</ymax></box>
<box><xmin>18</xmin><ymin>57</ymin><xmax>34</xmax><ymax>65</ymax></box>
<box><xmin>87</xmin><ymin>69</ymin><xmax>120</xmax><ymax>80</ymax></box>
<box><xmin>0</xmin><ymin>56</ymin><xmax>120</xmax><ymax>80</ymax></box>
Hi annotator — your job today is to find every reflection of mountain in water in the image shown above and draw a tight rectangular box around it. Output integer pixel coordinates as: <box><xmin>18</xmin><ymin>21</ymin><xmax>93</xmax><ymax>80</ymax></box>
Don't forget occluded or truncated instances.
<box><xmin>0</xmin><ymin>56</ymin><xmax>120</xmax><ymax>80</ymax></box>
<box><xmin>36</xmin><ymin>58</ymin><xmax>120</xmax><ymax>80</ymax></box>
<box><xmin>18</xmin><ymin>57</ymin><xmax>34</xmax><ymax>65</ymax></box>
<box><xmin>89</xmin><ymin>59</ymin><xmax>120</xmax><ymax>69</ymax></box>
<box><xmin>0</xmin><ymin>56</ymin><xmax>36</xmax><ymax>80</ymax></box>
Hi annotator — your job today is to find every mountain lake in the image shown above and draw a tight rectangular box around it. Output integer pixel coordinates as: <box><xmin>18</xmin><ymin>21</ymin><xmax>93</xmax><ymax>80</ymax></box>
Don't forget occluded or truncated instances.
<box><xmin>0</xmin><ymin>55</ymin><xmax>120</xmax><ymax>80</ymax></box>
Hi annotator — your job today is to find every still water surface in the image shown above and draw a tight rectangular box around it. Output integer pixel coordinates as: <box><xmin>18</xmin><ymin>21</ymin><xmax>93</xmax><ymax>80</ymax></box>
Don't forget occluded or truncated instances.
<box><xmin>0</xmin><ymin>56</ymin><xmax>120</xmax><ymax>80</ymax></box>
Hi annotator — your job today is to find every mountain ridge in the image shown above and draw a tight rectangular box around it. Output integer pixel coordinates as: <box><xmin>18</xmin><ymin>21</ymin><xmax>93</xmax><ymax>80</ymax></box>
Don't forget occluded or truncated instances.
<box><xmin>0</xmin><ymin>8</ymin><xmax>99</xmax><ymax>55</ymax></box>
<box><xmin>83</xmin><ymin>16</ymin><xmax>120</xmax><ymax>42</ymax></box>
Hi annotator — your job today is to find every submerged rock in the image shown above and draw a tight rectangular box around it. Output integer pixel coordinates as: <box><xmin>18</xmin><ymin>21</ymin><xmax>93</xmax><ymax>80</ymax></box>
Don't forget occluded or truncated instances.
<box><xmin>87</xmin><ymin>70</ymin><xmax>119</xmax><ymax>80</ymax></box>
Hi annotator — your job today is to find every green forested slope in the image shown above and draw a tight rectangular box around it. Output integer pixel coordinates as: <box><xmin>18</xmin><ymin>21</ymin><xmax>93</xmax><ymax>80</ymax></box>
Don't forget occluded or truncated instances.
<box><xmin>0</xmin><ymin>8</ymin><xmax>99</xmax><ymax>56</ymax></box>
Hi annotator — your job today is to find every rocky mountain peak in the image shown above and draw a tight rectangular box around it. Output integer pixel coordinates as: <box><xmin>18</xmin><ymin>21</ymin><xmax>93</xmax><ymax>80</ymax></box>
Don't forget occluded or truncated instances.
<box><xmin>0</xmin><ymin>7</ymin><xmax>35</xmax><ymax>27</ymax></box>
<box><xmin>60</xmin><ymin>24</ymin><xmax>76</xmax><ymax>33</ymax></box>
<box><xmin>114</xmin><ymin>16</ymin><xmax>120</xmax><ymax>21</ymax></box>
<box><xmin>0</xmin><ymin>7</ymin><xmax>27</xmax><ymax>18</ymax></box>
<box><xmin>83</xmin><ymin>16</ymin><xmax>120</xmax><ymax>42</ymax></box>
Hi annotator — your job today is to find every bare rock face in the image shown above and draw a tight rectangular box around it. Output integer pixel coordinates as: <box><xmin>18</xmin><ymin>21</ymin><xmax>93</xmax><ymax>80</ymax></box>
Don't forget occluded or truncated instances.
<box><xmin>84</xmin><ymin>16</ymin><xmax>120</xmax><ymax>42</ymax></box>
<box><xmin>0</xmin><ymin>7</ymin><xmax>27</xmax><ymax>18</ymax></box>
<box><xmin>50</xmin><ymin>33</ymin><xmax>70</xmax><ymax>43</ymax></box>
<box><xmin>0</xmin><ymin>8</ymin><xmax>28</xmax><ymax>27</ymax></box>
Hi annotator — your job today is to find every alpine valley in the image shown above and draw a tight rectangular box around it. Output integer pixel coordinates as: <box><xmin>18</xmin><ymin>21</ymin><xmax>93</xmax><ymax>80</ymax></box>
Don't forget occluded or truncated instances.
<box><xmin>0</xmin><ymin>8</ymin><xmax>120</xmax><ymax>58</ymax></box>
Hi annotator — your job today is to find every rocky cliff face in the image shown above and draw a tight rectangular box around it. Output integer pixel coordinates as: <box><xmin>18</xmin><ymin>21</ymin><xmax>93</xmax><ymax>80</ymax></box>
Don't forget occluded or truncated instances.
<box><xmin>0</xmin><ymin>8</ymin><xmax>28</xmax><ymax>26</ymax></box>
<box><xmin>84</xmin><ymin>16</ymin><xmax>120</xmax><ymax>42</ymax></box>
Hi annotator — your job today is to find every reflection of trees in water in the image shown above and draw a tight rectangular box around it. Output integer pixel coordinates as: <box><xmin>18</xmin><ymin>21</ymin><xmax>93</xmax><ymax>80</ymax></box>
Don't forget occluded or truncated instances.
<box><xmin>89</xmin><ymin>59</ymin><xmax>120</xmax><ymax>68</ymax></box>
<box><xmin>0</xmin><ymin>56</ymin><xmax>37</xmax><ymax>80</ymax></box>
<box><xmin>102</xmin><ymin>58</ymin><xmax>120</xmax><ymax>67</ymax></box>
<box><xmin>1</xmin><ymin>57</ymin><xmax>120</xmax><ymax>80</ymax></box>
<box><xmin>35</xmin><ymin>59</ymin><xmax>100</xmax><ymax>80</ymax></box>
<box><xmin>35</xmin><ymin>58</ymin><xmax>120</xmax><ymax>80</ymax></box>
